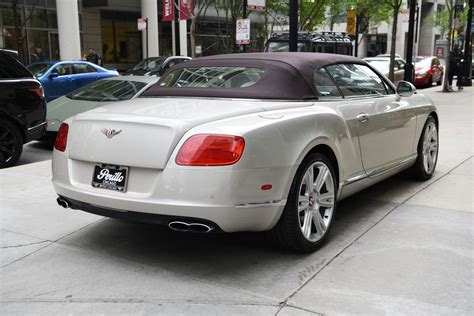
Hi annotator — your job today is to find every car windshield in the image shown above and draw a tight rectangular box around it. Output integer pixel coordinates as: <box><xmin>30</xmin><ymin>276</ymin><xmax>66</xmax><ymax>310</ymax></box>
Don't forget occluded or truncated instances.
<box><xmin>132</xmin><ymin>58</ymin><xmax>166</xmax><ymax>71</ymax></box>
<box><xmin>27</xmin><ymin>63</ymin><xmax>53</xmax><ymax>77</ymax></box>
<box><xmin>160</xmin><ymin>66</ymin><xmax>265</xmax><ymax>88</ymax></box>
<box><xmin>66</xmin><ymin>79</ymin><xmax>148</xmax><ymax>101</ymax></box>
<box><xmin>415</xmin><ymin>58</ymin><xmax>432</xmax><ymax>68</ymax></box>
<box><xmin>365</xmin><ymin>60</ymin><xmax>389</xmax><ymax>74</ymax></box>
<box><xmin>266</xmin><ymin>42</ymin><xmax>309</xmax><ymax>52</ymax></box>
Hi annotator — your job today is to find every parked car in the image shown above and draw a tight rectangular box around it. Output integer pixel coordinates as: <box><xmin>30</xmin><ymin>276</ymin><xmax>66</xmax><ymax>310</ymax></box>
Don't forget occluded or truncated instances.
<box><xmin>123</xmin><ymin>56</ymin><xmax>191</xmax><ymax>76</ymax></box>
<box><xmin>45</xmin><ymin>76</ymin><xmax>159</xmax><ymax>137</ymax></box>
<box><xmin>27</xmin><ymin>61</ymin><xmax>119</xmax><ymax>102</ymax></box>
<box><xmin>265</xmin><ymin>32</ymin><xmax>353</xmax><ymax>55</ymax></box>
<box><xmin>52</xmin><ymin>53</ymin><xmax>438</xmax><ymax>252</ymax></box>
<box><xmin>364</xmin><ymin>56</ymin><xmax>406</xmax><ymax>84</ymax></box>
<box><xmin>0</xmin><ymin>49</ymin><xmax>47</xmax><ymax>168</ymax></box>
<box><xmin>414</xmin><ymin>56</ymin><xmax>443</xmax><ymax>87</ymax></box>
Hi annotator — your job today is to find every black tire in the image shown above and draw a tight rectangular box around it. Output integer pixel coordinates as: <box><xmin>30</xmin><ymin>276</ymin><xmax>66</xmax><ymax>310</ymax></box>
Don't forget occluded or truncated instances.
<box><xmin>269</xmin><ymin>152</ymin><xmax>337</xmax><ymax>253</ymax></box>
<box><xmin>0</xmin><ymin>118</ymin><xmax>23</xmax><ymax>169</ymax></box>
<box><xmin>411</xmin><ymin>115</ymin><xmax>438</xmax><ymax>180</ymax></box>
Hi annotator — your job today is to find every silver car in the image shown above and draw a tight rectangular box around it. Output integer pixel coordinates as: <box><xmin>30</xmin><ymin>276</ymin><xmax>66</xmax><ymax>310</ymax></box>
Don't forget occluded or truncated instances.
<box><xmin>52</xmin><ymin>53</ymin><xmax>438</xmax><ymax>252</ymax></box>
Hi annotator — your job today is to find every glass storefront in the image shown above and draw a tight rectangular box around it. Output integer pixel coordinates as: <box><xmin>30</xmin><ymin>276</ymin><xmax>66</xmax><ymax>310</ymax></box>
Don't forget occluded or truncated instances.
<box><xmin>100</xmin><ymin>10</ymin><xmax>142</xmax><ymax>65</ymax></box>
<box><xmin>0</xmin><ymin>0</ymin><xmax>61</xmax><ymax>64</ymax></box>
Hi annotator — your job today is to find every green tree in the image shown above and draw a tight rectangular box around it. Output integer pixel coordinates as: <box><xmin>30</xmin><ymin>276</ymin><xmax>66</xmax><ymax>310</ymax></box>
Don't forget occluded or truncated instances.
<box><xmin>383</xmin><ymin>0</ymin><xmax>403</xmax><ymax>82</ymax></box>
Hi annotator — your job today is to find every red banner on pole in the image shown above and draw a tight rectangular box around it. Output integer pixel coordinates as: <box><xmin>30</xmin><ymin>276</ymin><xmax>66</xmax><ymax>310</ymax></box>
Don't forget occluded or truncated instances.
<box><xmin>179</xmin><ymin>0</ymin><xmax>193</xmax><ymax>20</ymax></box>
<box><xmin>163</xmin><ymin>0</ymin><xmax>174</xmax><ymax>22</ymax></box>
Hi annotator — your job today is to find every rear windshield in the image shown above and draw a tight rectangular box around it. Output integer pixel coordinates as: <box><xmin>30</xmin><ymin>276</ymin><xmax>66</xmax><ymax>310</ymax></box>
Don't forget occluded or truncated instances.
<box><xmin>0</xmin><ymin>54</ymin><xmax>34</xmax><ymax>79</ymax></box>
<box><xmin>160</xmin><ymin>66</ymin><xmax>264</xmax><ymax>89</ymax></box>
<box><xmin>67</xmin><ymin>79</ymin><xmax>148</xmax><ymax>101</ymax></box>
<box><xmin>27</xmin><ymin>63</ymin><xmax>53</xmax><ymax>77</ymax></box>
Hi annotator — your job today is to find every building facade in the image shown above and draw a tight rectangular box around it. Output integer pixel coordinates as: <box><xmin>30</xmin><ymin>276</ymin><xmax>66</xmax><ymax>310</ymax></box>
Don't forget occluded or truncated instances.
<box><xmin>316</xmin><ymin>0</ymin><xmax>447</xmax><ymax>59</ymax></box>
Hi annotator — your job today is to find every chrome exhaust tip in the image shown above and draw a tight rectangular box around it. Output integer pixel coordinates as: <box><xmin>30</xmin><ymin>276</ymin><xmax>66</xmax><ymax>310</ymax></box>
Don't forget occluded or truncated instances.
<box><xmin>168</xmin><ymin>221</ymin><xmax>213</xmax><ymax>233</ymax></box>
<box><xmin>56</xmin><ymin>197</ymin><xmax>70</xmax><ymax>209</ymax></box>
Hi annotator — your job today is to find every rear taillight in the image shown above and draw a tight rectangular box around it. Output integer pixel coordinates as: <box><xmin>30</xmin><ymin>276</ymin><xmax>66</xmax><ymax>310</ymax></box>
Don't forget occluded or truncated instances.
<box><xmin>54</xmin><ymin>123</ymin><xmax>69</xmax><ymax>152</ymax></box>
<box><xmin>28</xmin><ymin>86</ymin><xmax>45</xmax><ymax>98</ymax></box>
<box><xmin>176</xmin><ymin>134</ymin><xmax>245</xmax><ymax>166</ymax></box>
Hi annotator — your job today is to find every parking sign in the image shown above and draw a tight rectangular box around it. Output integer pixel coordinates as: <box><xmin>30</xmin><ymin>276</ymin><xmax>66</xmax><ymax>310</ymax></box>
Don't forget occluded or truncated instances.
<box><xmin>236</xmin><ymin>19</ymin><xmax>250</xmax><ymax>45</ymax></box>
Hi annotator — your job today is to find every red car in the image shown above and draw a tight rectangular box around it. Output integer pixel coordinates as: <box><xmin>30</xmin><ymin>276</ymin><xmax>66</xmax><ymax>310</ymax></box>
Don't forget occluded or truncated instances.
<box><xmin>414</xmin><ymin>56</ymin><xmax>444</xmax><ymax>87</ymax></box>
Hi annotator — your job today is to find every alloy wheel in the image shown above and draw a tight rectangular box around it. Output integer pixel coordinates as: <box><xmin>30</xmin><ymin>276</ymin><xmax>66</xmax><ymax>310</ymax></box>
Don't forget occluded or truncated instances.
<box><xmin>297</xmin><ymin>161</ymin><xmax>335</xmax><ymax>242</ymax></box>
<box><xmin>0</xmin><ymin>125</ymin><xmax>17</xmax><ymax>165</ymax></box>
<box><xmin>422</xmin><ymin>121</ymin><xmax>438</xmax><ymax>174</ymax></box>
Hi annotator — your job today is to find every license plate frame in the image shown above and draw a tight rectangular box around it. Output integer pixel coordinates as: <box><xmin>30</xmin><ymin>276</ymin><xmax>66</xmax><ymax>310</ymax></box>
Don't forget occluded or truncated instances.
<box><xmin>91</xmin><ymin>164</ymin><xmax>129</xmax><ymax>193</ymax></box>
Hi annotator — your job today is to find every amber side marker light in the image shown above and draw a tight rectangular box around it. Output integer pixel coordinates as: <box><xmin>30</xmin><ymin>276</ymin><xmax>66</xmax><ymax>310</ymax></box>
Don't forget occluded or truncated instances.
<box><xmin>54</xmin><ymin>123</ymin><xmax>69</xmax><ymax>152</ymax></box>
<box><xmin>176</xmin><ymin>134</ymin><xmax>245</xmax><ymax>166</ymax></box>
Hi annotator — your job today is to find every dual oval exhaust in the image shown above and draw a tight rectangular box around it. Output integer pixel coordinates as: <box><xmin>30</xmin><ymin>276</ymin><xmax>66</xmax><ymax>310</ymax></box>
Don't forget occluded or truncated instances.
<box><xmin>168</xmin><ymin>221</ymin><xmax>214</xmax><ymax>233</ymax></box>
<box><xmin>57</xmin><ymin>197</ymin><xmax>214</xmax><ymax>233</ymax></box>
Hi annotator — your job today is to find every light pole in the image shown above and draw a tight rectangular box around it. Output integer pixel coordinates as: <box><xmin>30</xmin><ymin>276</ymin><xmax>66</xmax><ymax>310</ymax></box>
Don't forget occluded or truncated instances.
<box><xmin>404</xmin><ymin>0</ymin><xmax>417</xmax><ymax>82</ymax></box>
<box><xmin>461</xmin><ymin>0</ymin><xmax>472</xmax><ymax>86</ymax></box>
<box><xmin>289</xmin><ymin>0</ymin><xmax>298</xmax><ymax>52</ymax></box>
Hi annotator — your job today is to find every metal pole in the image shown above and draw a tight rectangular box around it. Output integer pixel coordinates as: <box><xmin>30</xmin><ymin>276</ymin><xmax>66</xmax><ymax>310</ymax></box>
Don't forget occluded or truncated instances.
<box><xmin>462</xmin><ymin>0</ymin><xmax>472</xmax><ymax>85</ymax></box>
<box><xmin>242</xmin><ymin>0</ymin><xmax>247</xmax><ymax>53</ymax></box>
<box><xmin>404</xmin><ymin>0</ymin><xmax>416</xmax><ymax>82</ymax></box>
<box><xmin>289</xmin><ymin>0</ymin><xmax>298</xmax><ymax>52</ymax></box>
<box><xmin>146</xmin><ymin>17</ymin><xmax>149</xmax><ymax>59</ymax></box>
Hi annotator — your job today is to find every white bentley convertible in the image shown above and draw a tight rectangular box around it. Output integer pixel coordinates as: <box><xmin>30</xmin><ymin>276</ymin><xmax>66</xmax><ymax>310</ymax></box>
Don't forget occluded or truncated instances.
<box><xmin>52</xmin><ymin>53</ymin><xmax>438</xmax><ymax>252</ymax></box>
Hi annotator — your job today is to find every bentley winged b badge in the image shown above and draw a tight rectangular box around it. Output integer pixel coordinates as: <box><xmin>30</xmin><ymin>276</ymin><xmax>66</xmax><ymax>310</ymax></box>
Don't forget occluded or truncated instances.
<box><xmin>101</xmin><ymin>128</ymin><xmax>122</xmax><ymax>139</ymax></box>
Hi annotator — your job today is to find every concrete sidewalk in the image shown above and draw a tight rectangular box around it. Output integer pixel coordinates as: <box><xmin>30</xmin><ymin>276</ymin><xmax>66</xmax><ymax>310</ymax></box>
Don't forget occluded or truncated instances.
<box><xmin>0</xmin><ymin>86</ymin><xmax>472</xmax><ymax>315</ymax></box>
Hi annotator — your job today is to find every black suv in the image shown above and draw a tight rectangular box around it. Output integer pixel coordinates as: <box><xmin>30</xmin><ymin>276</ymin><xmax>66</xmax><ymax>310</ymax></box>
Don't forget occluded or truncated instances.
<box><xmin>0</xmin><ymin>50</ymin><xmax>47</xmax><ymax>168</ymax></box>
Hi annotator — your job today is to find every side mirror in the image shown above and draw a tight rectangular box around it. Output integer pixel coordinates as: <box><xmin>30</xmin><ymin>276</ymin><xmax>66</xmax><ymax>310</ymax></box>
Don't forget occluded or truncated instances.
<box><xmin>397</xmin><ymin>81</ymin><xmax>416</xmax><ymax>97</ymax></box>
<box><xmin>49</xmin><ymin>71</ymin><xmax>59</xmax><ymax>79</ymax></box>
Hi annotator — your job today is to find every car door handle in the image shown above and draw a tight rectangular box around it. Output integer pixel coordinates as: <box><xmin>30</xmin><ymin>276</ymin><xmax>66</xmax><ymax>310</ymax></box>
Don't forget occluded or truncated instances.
<box><xmin>357</xmin><ymin>113</ymin><xmax>369</xmax><ymax>123</ymax></box>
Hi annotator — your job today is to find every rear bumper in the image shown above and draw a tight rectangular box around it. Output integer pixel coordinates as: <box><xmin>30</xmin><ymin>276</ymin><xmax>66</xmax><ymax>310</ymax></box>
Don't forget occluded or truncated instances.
<box><xmin>52</xmin><ymin>153</ymin><xmax>295</xmax><ymax>233</ymax></box>
<box><xmin>25</xmin><ymin>121</ymin><xmax>47</xmax><ymax>143</ymax></box>
<box><xmin>59</xmin><ymin>195</ymin><xmax>224</xmax><ymax>232</ymax></box>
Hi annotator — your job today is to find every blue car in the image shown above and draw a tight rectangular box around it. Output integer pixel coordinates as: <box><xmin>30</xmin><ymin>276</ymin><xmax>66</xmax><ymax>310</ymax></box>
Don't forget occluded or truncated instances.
<box><xmin>27</xmin><ymin>61</ymin><xmax>119</xmax><ymax>102</ymax></box>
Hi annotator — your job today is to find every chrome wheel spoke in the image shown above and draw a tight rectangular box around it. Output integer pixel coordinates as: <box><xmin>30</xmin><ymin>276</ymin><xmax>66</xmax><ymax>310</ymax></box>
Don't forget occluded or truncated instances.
<box><xmin>312</xmin><ymin>210</ymin><xmax>326</xmax><ymax>235</ymax></box>
<box><xmin>305</xmin><ymin>167</ymin><xmax>314</xmax><ymax>193</ymax></box>
<box><xmin>302</xmin><ymin>211</ymin><xmax>313</xmax><ymax>238</ymax></box>
<box><xmin>314</xmin><ymin>166</ymin><xmax>329</xmax><ymax>193</ymax></box>
<box><xmin>317</xmin><ymin>192</ymin><xmax>334</xmax><ymax>208</ymax></box>
<box><xmin>298</xmin><ymin>196</ymin><xmax>310</xmax><ymax>212</ymax></box>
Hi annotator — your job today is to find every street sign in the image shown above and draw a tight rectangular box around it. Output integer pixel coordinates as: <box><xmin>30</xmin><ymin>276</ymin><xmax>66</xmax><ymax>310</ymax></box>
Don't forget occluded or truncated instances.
<box><xmin>346</xmin><ymin>9</ymin><xmax>356</xmax><ymax>36</ymax></box>
<box><xmin>195</xmin><ymin>45</ymin><xmax>202</xmax><ymax>54</ymax></box>
<box><xmin>137</xmin><ymin>18</ymin><xmax>147</xmax><ymax>31</ymax></box>
<box><xmin>236</xmin><ymin>19</ymin><xmax>250</xmax><ymax>45</ymax></box>
<box><xmin>247</xmin><ymin>0</ymin><xmax>265</xmax><ymax>11</ymax></box>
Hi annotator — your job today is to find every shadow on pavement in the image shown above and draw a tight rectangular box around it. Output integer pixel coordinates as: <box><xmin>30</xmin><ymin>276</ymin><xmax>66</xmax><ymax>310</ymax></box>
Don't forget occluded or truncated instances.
<box><xmin>58</xmin><ymin>192</ymin><xmax>395</xmax><ymax>288</ymax></box>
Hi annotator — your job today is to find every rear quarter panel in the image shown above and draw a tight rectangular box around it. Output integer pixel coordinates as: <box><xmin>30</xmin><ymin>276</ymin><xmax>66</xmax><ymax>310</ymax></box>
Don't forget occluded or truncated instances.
<box><xmin>166</xmin><ymin>103</ymin><xmax>363</xmax><ymax>199</ymax></box>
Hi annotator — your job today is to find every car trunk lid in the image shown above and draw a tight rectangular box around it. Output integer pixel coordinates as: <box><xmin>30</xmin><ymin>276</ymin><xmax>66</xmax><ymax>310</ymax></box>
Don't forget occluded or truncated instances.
<box><xmin>67</xmin><ymin>98</ymin><xmax>311</xmax><ymax>169</ymax></box>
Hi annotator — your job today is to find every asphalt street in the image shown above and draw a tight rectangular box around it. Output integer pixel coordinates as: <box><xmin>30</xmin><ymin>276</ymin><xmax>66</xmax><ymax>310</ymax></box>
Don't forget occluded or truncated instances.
<box><xmin>0</xmin><ymin>85</ymin><xmax>472</xmax><ymax>315</ymax></box>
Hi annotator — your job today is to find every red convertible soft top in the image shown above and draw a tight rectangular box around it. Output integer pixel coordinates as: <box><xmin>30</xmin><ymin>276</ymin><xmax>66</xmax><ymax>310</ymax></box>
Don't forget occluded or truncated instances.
<box><xmin>142</xmin><ymin>52</ymin><xmax>366</xmax><ymax>100</ymax></box>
